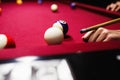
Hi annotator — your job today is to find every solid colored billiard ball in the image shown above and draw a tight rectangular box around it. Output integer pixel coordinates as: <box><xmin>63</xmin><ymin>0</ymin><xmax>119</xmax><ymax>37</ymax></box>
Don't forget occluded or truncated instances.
<box><xmin>53</xmin><ymin>20</ymin><xmax>68</xmax><ymax>35</ymax></box>
<box><xmin>70</xmin><ymin>2</ymin><xmax>76</xmax><ymax>9</ymax></box>
<box><xmin>16</xmin><ymin>0</ymin><xmax>23</xmax><ymax>5</ymax></box>
<box><xmin>44</xmin><ymin>27</ymin><xmax>64</xmax><ymax>45</ymax></box>
<box><xmin>51</xmin><ymin>4</ymin><xmax>58</xmax><ymax>12</ymax></box>
<box><xmin>0</xmin><ymin>34</ymin><xmax>16</xmax><ymax>49</ymax></box>
<box><xmin>0</xmin><ymin>8</ymin><xmax>2</xmax><ymax>15</ymax></box>
<box><xmin>38</xmin><ymin>0</ymin><xmax>43</xmax><ymax>4</ymax></box>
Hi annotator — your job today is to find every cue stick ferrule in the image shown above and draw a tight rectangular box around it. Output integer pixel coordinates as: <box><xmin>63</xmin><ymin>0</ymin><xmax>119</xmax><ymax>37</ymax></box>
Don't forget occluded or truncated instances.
<box><xmin>80</xmin><ymin>18</ymin><xmax>120</xmax><ymax>33</ymax></box>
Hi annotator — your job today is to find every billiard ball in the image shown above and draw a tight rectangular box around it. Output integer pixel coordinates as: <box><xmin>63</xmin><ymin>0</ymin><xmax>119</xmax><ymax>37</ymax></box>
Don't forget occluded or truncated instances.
<box><xmin>70</xmin><ymin>2</ymin><xmax>76</xmax><ymax>9</ymax></box>
<box><xmin>53</xmin><ymin>20</ymin><xmax>68</xmax><ymax>35</ymax></box>
<box><xmin>44</xmin><ymin>27</ymin><xmax>64</xmax><ymax>45</ymax></box>
<box><xmin>16</xmin><ymin>0</ymin><xmax>23</xmax><ymax>5</ymax></box>
<box><xmin>51</xmin><ymin>4</ymin><xmax>58</xmax><ymax>12</ymax></box>
<box><xmin>0</xmin><ymin>8</ymin><xmax>2</xmax><ymax>15</ymax></box>
<box><xmin>0</xmin><ymin>34</ymin><xmax>16</xmax><ymax>49</ymax></box>
<box><xmin>38</xmin><ymin>0</ymin><xmax>43</xmax><ymax>4</ymax></box>
<box><xmin>52</xmin><ymin>22</ymin><xmax>63</xmax><ymax>32</ymax></box>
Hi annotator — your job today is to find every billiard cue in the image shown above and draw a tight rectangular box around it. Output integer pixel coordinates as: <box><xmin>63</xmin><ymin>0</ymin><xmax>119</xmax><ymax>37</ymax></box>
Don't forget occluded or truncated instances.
<box><xmin>80</xmin><ymin>17</ymin><xmax>120</xmax><ymax>33</ymax></box>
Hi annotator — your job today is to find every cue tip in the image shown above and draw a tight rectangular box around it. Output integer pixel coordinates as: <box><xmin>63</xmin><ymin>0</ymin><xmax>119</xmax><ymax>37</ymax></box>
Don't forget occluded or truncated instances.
<box><xmin>80</xmin><ymin>29</ymin><xmax>87</xmax><ymax>33</ymax></box>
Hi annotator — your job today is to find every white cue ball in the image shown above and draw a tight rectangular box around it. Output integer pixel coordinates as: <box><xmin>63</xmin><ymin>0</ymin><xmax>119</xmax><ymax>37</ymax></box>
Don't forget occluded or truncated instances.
<box><xmin>51</xmin><ymin>4</ymin><xmax>58</xmax><ymax>12</ymax></box>
<box><xmin>44</xmin><ymin>27</ymin><xmax>64</xmax><ymax>45</ymax></box>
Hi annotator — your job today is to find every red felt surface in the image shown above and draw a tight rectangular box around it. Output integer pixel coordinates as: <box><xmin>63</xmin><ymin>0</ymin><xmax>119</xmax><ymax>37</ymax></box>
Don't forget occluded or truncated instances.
<box><xmin>0</xmin><ymin>41</ymin><xmax>120</xmax><ymax>60</ymax></box>
<box><xmin>0</xmin><ymin>1</ymin><xmax>120</xmax><ymax>59</ymax></box>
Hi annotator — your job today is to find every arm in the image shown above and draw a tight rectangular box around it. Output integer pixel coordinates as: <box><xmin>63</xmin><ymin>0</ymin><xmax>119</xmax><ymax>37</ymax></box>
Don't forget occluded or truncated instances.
<box><xmin>82</xmin><ymin>27</ymin><xmax>120</xmax><ymax>42</ymax></box>
<box><xmin>106</xmin><ymin>1</ymin><xmax>120</xmax><ymax>11</ymax></box>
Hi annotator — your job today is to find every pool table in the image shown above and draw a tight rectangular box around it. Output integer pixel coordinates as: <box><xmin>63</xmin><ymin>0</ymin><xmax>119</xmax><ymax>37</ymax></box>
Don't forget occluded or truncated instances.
<box><xmin>0</xmin><ymin>0</ymin><xmax>120</xmax><ymax>59</ymax></box>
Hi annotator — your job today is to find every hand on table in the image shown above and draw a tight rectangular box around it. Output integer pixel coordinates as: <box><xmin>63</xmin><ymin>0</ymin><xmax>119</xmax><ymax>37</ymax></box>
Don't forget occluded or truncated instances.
<box><xmin>82</xmin><ymin>27</ymin><xmax>120</xmax><ymax>42</ymax></box>
<box><xmin>106</xmin><ymin>1</ymin><xmax>120</xmax><ymax>12</ymax></box>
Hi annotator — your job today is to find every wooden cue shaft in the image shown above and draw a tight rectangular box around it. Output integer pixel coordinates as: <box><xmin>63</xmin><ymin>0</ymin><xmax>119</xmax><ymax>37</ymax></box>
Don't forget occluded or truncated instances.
<box><xmin>80</xmin><ymin>17</ymin><xmax>120</xmax><ymax>33</ymax></box>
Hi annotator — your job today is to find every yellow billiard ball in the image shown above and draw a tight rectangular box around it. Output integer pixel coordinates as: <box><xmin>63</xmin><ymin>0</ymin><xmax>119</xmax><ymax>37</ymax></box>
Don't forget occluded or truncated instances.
<box><xmin>0</xmin><ymin>8</ymin><xmax>2</xmax><ymax>15</ymax></box>
<box><xmin>16</xmin><ymin>0</ymin><xmax>23</xmax><ymax>5</ymax></box>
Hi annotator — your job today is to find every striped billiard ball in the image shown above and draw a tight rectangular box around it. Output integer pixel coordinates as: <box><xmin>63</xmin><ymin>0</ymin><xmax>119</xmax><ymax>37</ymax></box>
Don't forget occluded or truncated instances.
<box><xmin>53</xmin><ymin>20</ymin><xmax>68</xmax><ymax>35</ymax></box>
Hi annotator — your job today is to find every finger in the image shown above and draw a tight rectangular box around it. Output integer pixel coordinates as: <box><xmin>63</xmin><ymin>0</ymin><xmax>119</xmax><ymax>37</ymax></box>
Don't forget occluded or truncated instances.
<box><xmin>115</xmin><ymin>6</ymin><xmax>120</xmax><ymax>11</ymax></box>
<box><xmin>82</xmin><ymin>30</ymin><xmax>94</xmax><ymax>42</ymax></box>
<box><xmin>106</xmin><ymin>3</ymin><xmax>114</xmax><ymax>10</ymax></box>
<box><xmin>111</xmin><ymin>4</ymin><xmax>117</xmax><ymax>11</ymax></box>
<box><xmin>106</xmin><ymin>3</ymin><xmax>117</xmax><ymax>11</ymax></box>
<box><xmin>88</xmin><ymin>28</ymin><xmax>104</xmax><ymax>42</ymax></box>
<box><xmin>103</xmin><ymin>36</ymin><xmax>111</xmax><ymax>42</ymax></box>
<box><xmin>96</xmin><ymin>29</ymin><xmax>108</xmax><ymax>42</ymax></box>
<box><xmin>106</xmin><ymin>5</ymin><xmax>111</xmax><ymax>10</ymax></box>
